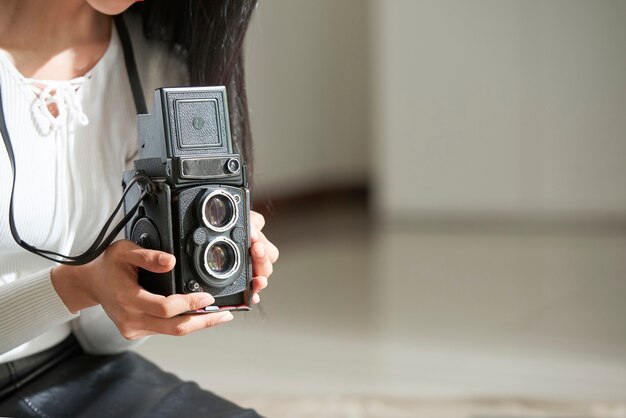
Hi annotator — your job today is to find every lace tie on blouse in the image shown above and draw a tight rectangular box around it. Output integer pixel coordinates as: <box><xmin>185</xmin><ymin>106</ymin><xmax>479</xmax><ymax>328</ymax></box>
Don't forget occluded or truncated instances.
<box><xmin>27</xmin><ymin>79</ymin><xmax>89</xmax><ymax>136</ymax></box>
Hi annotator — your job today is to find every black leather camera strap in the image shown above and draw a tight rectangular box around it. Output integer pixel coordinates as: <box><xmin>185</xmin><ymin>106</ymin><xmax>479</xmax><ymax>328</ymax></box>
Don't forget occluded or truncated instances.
<box><xmin>114</xmin><ymin>15</ymin><xmax>147</xmax><ymax>115</ymax></box>
<box><xmin>0</xmin><ymin>15</ymin><xmax>152</xmax><ymax>265</ymax></box>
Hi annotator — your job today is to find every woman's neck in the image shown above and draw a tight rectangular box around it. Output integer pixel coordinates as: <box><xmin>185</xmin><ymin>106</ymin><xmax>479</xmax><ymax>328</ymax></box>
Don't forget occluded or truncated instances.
<box><xmin>0</xmin><ymin>0</ymin><xmax>112</xmax><ymax>80</ymax></box>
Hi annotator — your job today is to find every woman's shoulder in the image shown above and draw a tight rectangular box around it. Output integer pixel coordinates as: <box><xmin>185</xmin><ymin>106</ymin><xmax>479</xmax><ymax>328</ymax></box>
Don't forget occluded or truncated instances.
<box><xmin>123</xmin><ymin>13</ymin><xmax>190</xmax><ymax>109</ymax></box>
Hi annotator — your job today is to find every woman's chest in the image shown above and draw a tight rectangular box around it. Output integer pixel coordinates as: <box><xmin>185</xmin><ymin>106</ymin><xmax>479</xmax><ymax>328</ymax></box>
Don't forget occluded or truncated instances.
<box><xmin>0</xmin><ymin>75</ymin><xmax>136</xmax><ymax>254</ymax></box>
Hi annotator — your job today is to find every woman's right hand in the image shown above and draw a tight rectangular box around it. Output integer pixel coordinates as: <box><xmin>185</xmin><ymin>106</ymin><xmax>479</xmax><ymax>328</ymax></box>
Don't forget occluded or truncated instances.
<box><xmin>51</xmin><ymin>240</ymin><xmax>233</xmax><ymax>340</ymax></box>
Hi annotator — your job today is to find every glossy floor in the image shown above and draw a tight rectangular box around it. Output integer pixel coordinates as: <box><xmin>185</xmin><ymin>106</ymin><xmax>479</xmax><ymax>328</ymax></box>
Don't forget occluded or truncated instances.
<box><xmin>136</xmin><ymin>201</ymin><xmax>626</xmax><ymax>416</ymax></box>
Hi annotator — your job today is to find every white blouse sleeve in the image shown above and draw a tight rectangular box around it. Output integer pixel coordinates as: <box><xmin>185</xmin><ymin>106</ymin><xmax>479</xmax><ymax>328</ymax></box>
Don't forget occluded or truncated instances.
<box><xmin>0</xmin><ymin>268</ymin><xmax>77</xmax><ymax>355</ymax></box>
<box><xmin>0</xmin><ymin>268</ymin><xmax>144</xmax><ymax>356</ymax></box>
<box><xmin>71</xmin><ymin>304</ymin><xmax>147</xmax><ymax>354</ymax></box>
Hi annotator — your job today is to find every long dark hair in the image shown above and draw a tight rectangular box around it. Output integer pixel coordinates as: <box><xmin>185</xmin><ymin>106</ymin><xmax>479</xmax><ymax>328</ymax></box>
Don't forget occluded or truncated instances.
<box><xmin>126</xmin><ymin>0</ymin><xmax>258</xmax><ymax>183</ymax></box>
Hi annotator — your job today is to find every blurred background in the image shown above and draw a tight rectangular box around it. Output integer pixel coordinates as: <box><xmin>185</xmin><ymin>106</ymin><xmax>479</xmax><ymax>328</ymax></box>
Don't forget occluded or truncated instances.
<box><xmin>137</xmin><ymin>1</ymin><xmax>626</xmax><ymax>416</ymax></box>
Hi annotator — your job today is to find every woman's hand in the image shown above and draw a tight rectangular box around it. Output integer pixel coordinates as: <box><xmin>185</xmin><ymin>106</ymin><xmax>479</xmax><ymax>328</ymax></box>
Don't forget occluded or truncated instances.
<box><xmin>50</xmin><ymin>210</ymin><xmax>278</xmax><ymax>339</ymax></box>
<box><xmin>249</xmin><ymin>210</ymin><xmax>279</xmax><ymax>304</ymax></box>
<box><xmin>51</xmin><ymin>240</ymin><xmax>233</xmax><ymax>340</ymax></box>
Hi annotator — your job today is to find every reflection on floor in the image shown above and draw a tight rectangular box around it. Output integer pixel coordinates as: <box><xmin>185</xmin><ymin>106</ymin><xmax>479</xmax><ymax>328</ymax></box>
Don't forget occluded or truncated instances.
<box><xmin>135</xmin><ymin>198</ymin><xmax>626</xmax><ymax>417</ymax></box>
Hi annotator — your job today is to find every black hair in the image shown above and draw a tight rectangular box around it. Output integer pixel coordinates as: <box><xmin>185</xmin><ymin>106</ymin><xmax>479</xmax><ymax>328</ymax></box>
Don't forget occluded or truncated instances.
<box><xmin>125</xmin><ymin>0</ymin><xmax>258</xmax><ymax>184</ymax></box>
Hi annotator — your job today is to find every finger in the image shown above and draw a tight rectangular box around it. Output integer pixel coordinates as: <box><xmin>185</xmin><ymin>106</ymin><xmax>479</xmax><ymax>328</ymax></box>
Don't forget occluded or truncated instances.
<box><xmin>115</xmin><ymin>242</ymin><xmax>176</xmax><ymax>273</ymax></box>
<box><xmin>252</xmin><ymin>276</ymin><xmax>268</xmax><ymax>293</ymax></box>
<box><xmin>250</xmin><ymin>211</ymin><xmax>265</xmax><ymax>230</ymax></box>
<box><xmin>251</xmin><ymin>242</ymin><xmax>273</xmax><ymax>277</ymax></box>
<box><xmin>143</xmin><ymin>311</ymin><xmax>234</xmax><ymax>336</ymax></box>
<box><xmin>130</xmin><ymin>287</ymin><xmax>215</xmax><ymax>318</ymax></box>
<box><xmin>266</xmin><ymin>243</ymin><xmax>279</xmax><ymax>264</ymax></box>
<box><xmin>250</xmin><ymin>227</ymin><xmax>261</xmax><ymax>243</ymax></box>
<box><xmin>119</xmin><ymin>328</ymin><xmax>156</xmax><ymax>341</ymax></box>
<box><xmin>252</xmin><ymin>293</ymin><xmax>261</xmax><ymax>304</ymax></box>
<box><xmin>250</xmin><ymin>229</ymin><xmax>280</xmax><ymax>264</ymax></box>
<box><xmin>126</xmin><ymin>332</ymin><xmax>153</xmax><ymax>341</ymax></box>
<box><xmin>255</xmin><ymin>230</ymin><xmax>279</xmax><ymax>264</ymax></box>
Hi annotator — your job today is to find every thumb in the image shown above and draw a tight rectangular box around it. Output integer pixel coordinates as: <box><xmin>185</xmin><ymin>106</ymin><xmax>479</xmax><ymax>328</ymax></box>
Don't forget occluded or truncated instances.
<box><xmin>114</xmin><ymin>240</ymin><xmax>176</xmax><ymax>273</ymax></box>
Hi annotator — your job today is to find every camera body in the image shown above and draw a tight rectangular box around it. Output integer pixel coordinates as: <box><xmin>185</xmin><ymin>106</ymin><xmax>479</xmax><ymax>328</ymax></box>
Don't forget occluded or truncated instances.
<box><xmin>122</xmin><ymin>87</ymin><xmax>252</xmax><ymax>310</ymax></box>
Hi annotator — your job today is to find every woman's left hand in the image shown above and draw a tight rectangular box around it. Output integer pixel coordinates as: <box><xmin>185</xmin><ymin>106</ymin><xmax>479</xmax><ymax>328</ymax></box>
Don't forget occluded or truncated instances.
<box><xmin>249</xmin><ymin>211</ymin><xmax>279</xmax><ymax>304</ymax></box>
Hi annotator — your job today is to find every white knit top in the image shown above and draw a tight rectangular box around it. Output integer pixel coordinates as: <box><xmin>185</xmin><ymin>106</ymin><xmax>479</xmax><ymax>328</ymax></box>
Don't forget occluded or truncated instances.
<box><xmin>0</xmin><ymin>15</ymin><xmax>188</xmax><ymax>362</ymax></box>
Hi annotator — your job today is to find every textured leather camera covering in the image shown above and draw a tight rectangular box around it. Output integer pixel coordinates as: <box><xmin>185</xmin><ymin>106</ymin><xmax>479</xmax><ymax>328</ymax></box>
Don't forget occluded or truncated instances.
<box><xmin>175</xmin><ymin>99</ymin><xmax>221</xmax><ymax>149</ymax></box>
<box><xmin>175</xmin><ymin>185</ymin><xmax>250</xmax><ymax>299</ymax></box>
<box><xmin>165</xmin><ymin>89</ymin><xmax>231</xmax><ymax>157</ymax></box>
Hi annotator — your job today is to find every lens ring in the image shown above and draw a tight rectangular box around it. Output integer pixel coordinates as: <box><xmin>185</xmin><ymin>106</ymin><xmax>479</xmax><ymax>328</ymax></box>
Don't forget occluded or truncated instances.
<box><xmin>203</xmin><ymin>237</ymin><xmax>240</xmax><ymax>280</ymax></box>
<box><xmin>200</xmin><ymin>190</ymin><xmax>239</xmax><ymax>232</ymax></box>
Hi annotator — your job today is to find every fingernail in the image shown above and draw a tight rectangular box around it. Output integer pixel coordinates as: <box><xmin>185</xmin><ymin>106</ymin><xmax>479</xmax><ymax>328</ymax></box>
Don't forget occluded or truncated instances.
<box><xmin>158</xmin><ymin>254</ymin><xmax>173</xmax><ymax>266</ymax></box>
<box><xmin>217</xmin><ymin>311</ymin><xmax>234</xmax><ymax>322</ymax></box>
<box><xmin>251</xmin><ymin>230</ymin><xmax>259</xmax><ymax>241</ymax></box>
<box><xmin>200</xmin><ymin>295</ymin><xmax>215</xmax><ymax>307</ymax></box>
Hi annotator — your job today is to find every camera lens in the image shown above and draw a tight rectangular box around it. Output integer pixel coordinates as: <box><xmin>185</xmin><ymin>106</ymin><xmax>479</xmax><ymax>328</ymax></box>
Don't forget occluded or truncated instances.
<box><xmin>205</xmin><ymin>195</ymin><xmax>231</xmax><ymax>228</ymax></box>
<box><xmin>201</xmin><ymin>191</ymin><xmax>238</xmax><ymax>232</ymax></box>
<box><xmin>206</xmin><ymin>242</ymin><xmax>232</xmax><ymax>272</ymax></box>
<box><xmin>203</xmin><ymin>238</ymin><xmax>240</xmax><ymax>279</ymax></box>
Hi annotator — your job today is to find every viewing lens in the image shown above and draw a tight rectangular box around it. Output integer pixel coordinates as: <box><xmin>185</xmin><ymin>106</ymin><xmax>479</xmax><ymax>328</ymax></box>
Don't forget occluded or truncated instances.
<box><xmin>204</xmin><ymin>195</ymin><xmax>234</xmax><ymax>228</ymax></box>
<box><xmin>205</xmin><ymin>241</ymin><xmax>236</xmax><ymax>275</ymax></box>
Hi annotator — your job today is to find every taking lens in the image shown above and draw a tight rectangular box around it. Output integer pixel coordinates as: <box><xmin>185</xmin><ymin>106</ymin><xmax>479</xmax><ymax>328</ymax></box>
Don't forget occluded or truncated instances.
<box><xmin>201</xmin><ymin>191</ymin><xmax>238</xmax><ymax>232</ymax></box>
<box><xmin>204</xmin><ymin>238</ymin><xmax>239</xmax><ymax>279</ymax></box>
<box><xmin>207</xmin><ymin>242</ymin><xmax>231</xmax><ymax>272</ymax></box>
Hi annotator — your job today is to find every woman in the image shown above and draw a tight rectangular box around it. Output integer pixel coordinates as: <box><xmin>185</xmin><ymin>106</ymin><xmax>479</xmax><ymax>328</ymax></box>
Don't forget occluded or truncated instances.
<box><xmin>0</xmin><ymin>0</ymin><xmax>278</xmax><ymax>416</ymax></box>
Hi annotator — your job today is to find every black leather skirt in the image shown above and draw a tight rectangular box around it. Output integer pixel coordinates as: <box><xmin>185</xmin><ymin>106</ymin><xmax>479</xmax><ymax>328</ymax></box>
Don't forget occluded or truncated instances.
<box><xmin>0</xmin><ymin>335</ymin><xmax>261</xmax><ymax>418</ymax></box>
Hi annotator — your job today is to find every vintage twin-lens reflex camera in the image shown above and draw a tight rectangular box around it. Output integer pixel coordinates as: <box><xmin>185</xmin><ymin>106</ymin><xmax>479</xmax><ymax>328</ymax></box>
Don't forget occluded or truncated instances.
<box><xmin>122</xmin><ymin>87</ymin><xmax>252</xmax><ymax>311</ymax></box>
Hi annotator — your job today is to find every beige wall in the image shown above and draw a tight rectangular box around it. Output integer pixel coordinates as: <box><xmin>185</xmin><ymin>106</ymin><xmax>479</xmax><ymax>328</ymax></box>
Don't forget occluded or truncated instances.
<box><xmin>246</xmin><ymin>0</ymin><xmax>626</xmax><ymax>218</ymax></box>
<box><xmin>371</xmin><ymin>0</ymin><xmax>626</xmax><ymax>220</ymax></box>
<box><xmin>367</xmin><ymin>0</ymin><xmax>626</xmax><ymax>400</ymax></box>
<box><xmin>245</xmin><ymin>0</ymin><xmax>371</xmax><ymax>198</ymax></box>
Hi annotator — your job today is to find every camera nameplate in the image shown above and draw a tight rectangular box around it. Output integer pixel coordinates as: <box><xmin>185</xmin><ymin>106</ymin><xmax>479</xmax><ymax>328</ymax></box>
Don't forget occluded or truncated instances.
<box><xmin>180</xmin><ymin>157</ymin><xmax>241</xmax><ymax>180</ymax></box>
